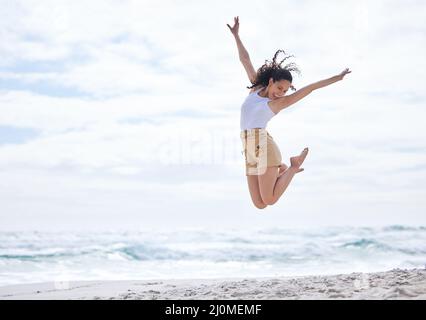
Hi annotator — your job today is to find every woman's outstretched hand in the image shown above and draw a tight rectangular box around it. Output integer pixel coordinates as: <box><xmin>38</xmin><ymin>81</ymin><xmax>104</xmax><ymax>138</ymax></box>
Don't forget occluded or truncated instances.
<box><xmin>337</xmin><ymin>68</ymin><xmax>352</xmax><ymax>80</ymax></box>
<box><xmin>227</xmin><ymin>16</ymin><xmax>240</xmax><ymax>36</ymax></box>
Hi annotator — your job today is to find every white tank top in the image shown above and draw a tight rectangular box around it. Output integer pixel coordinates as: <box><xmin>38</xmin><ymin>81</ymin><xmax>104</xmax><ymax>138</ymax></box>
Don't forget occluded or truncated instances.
<box><xmin>240</xmin><ymin>87</ymin><xmax>277</xmax><ymax>131</ymax></box>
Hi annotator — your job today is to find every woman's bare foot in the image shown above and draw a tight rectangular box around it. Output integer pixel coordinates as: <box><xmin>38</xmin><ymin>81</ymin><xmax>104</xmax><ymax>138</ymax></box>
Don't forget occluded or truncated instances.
<box><xmin>290</xmin><ymin>147</ymin><xmax>309</xmax><ymax>173</ymax></box>
<box><xmin>278</xmin><ymin>163</ymin><xmax>288</xmax><ymax>177</ymax></box>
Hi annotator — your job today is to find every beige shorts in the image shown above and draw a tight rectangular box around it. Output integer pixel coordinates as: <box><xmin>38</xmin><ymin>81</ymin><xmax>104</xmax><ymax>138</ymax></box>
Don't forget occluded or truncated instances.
<box><xmin>240</xmin><ymin>128</ymin><xmax>282</xmax><ymax>176</ymax></box>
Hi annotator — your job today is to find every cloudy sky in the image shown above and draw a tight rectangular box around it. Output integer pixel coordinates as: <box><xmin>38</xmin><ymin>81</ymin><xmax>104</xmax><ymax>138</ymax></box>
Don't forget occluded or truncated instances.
<box><xmin>0</xmin><ymin>0</ymin><xmax>425</xmax><ymax>231</ymax></box>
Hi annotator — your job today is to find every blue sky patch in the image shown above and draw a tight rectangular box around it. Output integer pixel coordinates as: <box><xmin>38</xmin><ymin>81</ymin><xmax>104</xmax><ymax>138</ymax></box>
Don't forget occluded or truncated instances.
<box><xmin>0</xmin><ymin>126</ymin><xmax>40</xmax><ymax>145</ymax></box>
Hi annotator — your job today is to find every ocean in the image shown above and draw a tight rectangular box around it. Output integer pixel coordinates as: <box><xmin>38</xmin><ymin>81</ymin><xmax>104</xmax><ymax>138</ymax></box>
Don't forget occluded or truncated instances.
<box><xmin>0</xmin><ymin>225</ymin><xmax>425</xmax><ymax>287</ymax></box>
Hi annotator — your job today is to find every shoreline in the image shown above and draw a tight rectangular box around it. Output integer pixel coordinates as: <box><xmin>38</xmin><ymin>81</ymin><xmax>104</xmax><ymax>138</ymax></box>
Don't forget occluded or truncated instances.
<box><xmin>0</xmin><ymin>268</ymin><xmax>425</xmax><ymax>300</ymax></box>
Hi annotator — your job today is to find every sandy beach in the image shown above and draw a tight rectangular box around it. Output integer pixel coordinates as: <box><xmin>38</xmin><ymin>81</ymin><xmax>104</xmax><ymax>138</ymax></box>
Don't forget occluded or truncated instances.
<box><xmin>0</xmin><ymin>268</ymin><xmax>425</xmax><ymax>300</ymax></box>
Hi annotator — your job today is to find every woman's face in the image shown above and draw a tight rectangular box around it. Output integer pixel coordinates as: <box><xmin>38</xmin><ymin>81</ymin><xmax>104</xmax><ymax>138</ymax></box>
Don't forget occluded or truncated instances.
<box><xmin>268</xmin><ymin>78</ymin><xmax>291</xmax><ymax>99</ymax></box>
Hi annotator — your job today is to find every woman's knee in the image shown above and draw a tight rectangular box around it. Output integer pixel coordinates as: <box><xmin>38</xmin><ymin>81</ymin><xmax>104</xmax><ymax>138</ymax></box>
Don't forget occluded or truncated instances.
<box><xmin>254</xmin><ymin>201</ymin><xmax>268</xmax><ymax>209</ymax></box>
<box><xmin>262</xmin><ymin>196</ymin><xmax>277</xmax><ymax>206</ymax></box>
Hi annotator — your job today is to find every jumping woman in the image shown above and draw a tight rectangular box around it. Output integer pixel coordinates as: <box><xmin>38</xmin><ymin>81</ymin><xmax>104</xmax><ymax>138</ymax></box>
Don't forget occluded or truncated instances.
<box><xmin>227</xmin><ymin>16</ymin><xmax>351</xmax><ymax>209</ymax></box>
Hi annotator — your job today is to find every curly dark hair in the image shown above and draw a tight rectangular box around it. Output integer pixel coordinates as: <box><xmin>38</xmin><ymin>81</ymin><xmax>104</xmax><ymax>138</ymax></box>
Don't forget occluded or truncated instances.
<box><xmin>247</xmin><ymin>49</ymin><xmax>301</xmax><ymax>90</ymax></box>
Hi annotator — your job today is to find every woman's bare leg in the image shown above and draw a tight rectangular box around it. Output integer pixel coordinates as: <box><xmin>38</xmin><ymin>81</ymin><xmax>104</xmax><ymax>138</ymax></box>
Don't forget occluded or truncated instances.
<box><xmin>246</xmin><ymin>175</ymin><xmax>268</xmax><ymax>209</ymax></box>
<box><xmin>278</xmin><ymin>163</ymin><xmax>288</xmax><ymax>177</ymax></box>
<box><xmin>259</xmin><ymin>148</ymin><xmax>309</xmax><ymax>205</ymax></box>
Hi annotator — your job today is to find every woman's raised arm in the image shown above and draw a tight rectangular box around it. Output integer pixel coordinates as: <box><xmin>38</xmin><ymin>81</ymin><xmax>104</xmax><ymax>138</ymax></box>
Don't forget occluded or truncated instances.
<box><xmin>227</xmin><ymin>16</ymin><xmax>257</xmax><ymax>84</ymax></box>
<box><xmin>273</xmin><ymin>68</ymin><xmax>352</xmax><ymax>112</ymax></box>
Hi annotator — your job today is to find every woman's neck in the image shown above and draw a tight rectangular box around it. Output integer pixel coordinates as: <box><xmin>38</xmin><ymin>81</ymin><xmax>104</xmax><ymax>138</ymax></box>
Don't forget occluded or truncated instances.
<box><xmin>259</xmin><ymin>87</ymin><xmax>271</xmax><ymax>99</ymax></box>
